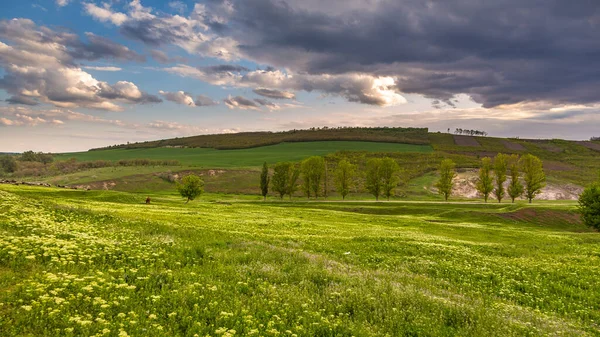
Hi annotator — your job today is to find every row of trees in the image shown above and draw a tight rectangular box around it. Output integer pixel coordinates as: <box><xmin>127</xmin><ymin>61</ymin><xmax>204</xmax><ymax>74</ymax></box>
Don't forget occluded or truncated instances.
<box><xmin>453</xmin><ymin>128</ymin><xmax>488</xmax><ymax>137</ymax></box>
<box><xmin>260</xmin><ymin>156</ymin><xmax>403</xmax><ymax>201</ymax></box>
<box><xmin>1</xmin><ymin>151</ymin><xmax>53</xmax><ymax>174</ymax></box>
<box><xmin>436</xmin><ymin>154</ymin><xmax>546</xmax><ymax>203</ymax></box>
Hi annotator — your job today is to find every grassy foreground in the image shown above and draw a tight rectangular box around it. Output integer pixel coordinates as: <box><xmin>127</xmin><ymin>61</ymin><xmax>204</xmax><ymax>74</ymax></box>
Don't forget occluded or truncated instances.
<box><xmin>1</xmin><ymin>185</ymin><xmax>599</xmax><ymax>336</ymax></box>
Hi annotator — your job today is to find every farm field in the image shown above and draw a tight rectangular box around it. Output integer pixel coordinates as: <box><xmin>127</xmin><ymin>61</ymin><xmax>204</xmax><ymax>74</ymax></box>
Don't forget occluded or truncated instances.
<box><xmin>54</xmin><ymin>141</ymin><xmax>433</xmax><ymax>168</ymax></box>
<box><xmin>1</xmin><ymin>185</ymin><xmax>599</xmax><ymax>336</ymax></box>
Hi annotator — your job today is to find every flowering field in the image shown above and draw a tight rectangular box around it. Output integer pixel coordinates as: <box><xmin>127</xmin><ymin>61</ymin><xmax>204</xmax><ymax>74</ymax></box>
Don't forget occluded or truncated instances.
<box><xmin>1</xmin><ymin>185</ymin><xmax>599</xmax><ymax>336</ymax></box>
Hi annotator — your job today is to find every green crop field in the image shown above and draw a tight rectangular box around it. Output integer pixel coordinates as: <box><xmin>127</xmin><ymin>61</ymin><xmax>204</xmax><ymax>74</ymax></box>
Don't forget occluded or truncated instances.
<box><xmin>1</xmin><ymin>185</ymin><xmax>599</xmax><ymax>336</ymax></box>
<box><xmin>55</xmin><ymin>142</ymin><xmax>433</xmax><ymax>168</ymax></box>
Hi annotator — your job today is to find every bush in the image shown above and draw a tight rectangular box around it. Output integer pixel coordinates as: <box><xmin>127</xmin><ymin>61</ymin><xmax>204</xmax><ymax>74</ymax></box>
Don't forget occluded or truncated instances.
<box><xmin>578</xmin><ymin>183</ymin><xmax>600</xmax><ymax>230</ymax></box>
<box><xmin>0</xmin><ymin>155</ymin><xmax>17</xmax><ymax>173</ymax></box>
<box><xmin>176</xmin><ymin>174</ymin><xmax>204</xmax><ymax>203</ymax></box>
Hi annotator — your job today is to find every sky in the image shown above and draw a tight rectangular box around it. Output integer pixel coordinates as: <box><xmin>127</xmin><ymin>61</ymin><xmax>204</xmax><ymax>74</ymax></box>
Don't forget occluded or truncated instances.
<box><xmin>1</xmin><ymin>0</ymin><xmax>600</xmax><ymax>152</ymax></box>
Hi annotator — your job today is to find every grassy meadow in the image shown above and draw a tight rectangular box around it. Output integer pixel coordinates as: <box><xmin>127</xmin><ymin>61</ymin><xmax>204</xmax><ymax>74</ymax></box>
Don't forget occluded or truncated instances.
<box><xmin>55</xmin><ymin>142</ymin><xmax>433</xmax><ymax>168</ymax></box>
<box><xmin>1</xmin><ymin>185</ymin><xmax>599</xmax><ymax>336</ymax></box>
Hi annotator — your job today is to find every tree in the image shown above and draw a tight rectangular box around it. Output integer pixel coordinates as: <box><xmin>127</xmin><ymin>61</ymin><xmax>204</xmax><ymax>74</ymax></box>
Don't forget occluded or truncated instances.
<box><xmin>176</xmin><ymin>174</ymin><xmax>204</xmax><ymax>203</ymax></box>
<box><xmin>578</xmin><ymin>182</ymin><xmax>600</xmax><ymax>230</ymax></box>
<box><xmin>493</xmin><ymin>153</ymin><xmax>508</xmax><ymax>203</ymax></box>
<box><xmin>38</xmin><ymin>153</ymin><xmax>54</xmax><ymax>165</ymax></box>
<box><xmin>301</xmin><ymin>156</ymin><xmax>325</xmax><ymax>199</ymax></box>
<box><xmin>0</xmin><ymin>155</ymin><xmax>17</xmax><ymax>173</ymax></box>
<box><xmin>272</xmin><ymin>162</ymin><xmax>291</xmax><ymax>199</ymax></box>
<box><xmin>334</xmin><ymin>159</ymin><xmax>357</xmax><ymax>200</ymax></box>
<box><xmin>435</xmin><ymin>159</ymin><xmax>456</xmax><ymax>201</ymax></box>
<box><xmin>520</xmin><ymin>154</ymin><xmax>546</xmax><ymax>203</ymax></box>
<box><xmin>365</xmin><ymin>158</ymin><xmax>383</xmax><ymax>200</ymax></box>
<box><xmin>286</xmin><ymin>164</ymin><xmax>300</xmax><ymax>200</ymax></box>
<box><xmin>476</xmin><ymin>157</ymin><xmax>494</xmax><ymax>202</ymax></box>
<box><xmin>380</xmin><ymin>158</ymin><xmax>400</xmax><ymax>201</ymax></box>
<box><xmin>260</xmin><ymin>162</ymin><xmax>270</xmax><ymax>201</ymax></box>
<box><xmin>20</xmin><ymin>150</ymin><xmax>39</xmax><ymax>162</ymax></box>
<box><xmin>507</xmin><ymin>155</ymin><xmax>524</xmax><ymax>203</ymax></box>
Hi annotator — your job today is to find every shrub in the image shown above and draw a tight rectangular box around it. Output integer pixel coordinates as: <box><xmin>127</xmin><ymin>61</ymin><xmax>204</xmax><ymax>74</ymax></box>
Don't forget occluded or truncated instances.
<box><xmin>578</xmin><ymin>183</ymin><xmax>600</xmax><ymax>230</ymax></box>
<box><xmin>176</xmin><ymin>174</ymin><xmax>204</xmax><ymax>203</ymax></box>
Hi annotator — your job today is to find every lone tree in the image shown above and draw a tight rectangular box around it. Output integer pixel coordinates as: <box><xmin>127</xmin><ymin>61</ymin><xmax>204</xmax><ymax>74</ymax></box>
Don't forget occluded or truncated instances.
<box><xmin>520</xmin><ymin>154</ymin><xmax>546</xmax><ymax>203</ymax></box>
<box><xmin>272</xmin><ymin>162</ymin><xmax>291</xmax><ymax>199</ymax></box>
<box><xmin>507</xmin><ymin>154</ymin><xmax>524</xmax><ymax>203</ymax></box>
<box><xmin>476</xmin><ymin>157</ymin><xmax>494</xmax><ymax>202</ymax></box>
<box><xmin>301</xmin><ymin>156</ymin><xmax>325</xmax><ymax>199</ymax></box>
<box><xmin>380</xmin><ymin>157</ymin><xmax>400</xmax><ymax>201</ymax></box>
<box><xmin>365</xmin><ymin>158</ymin><xmax>383</xmax><ymax>200</ymax></box>
<box><xmin>334</xmin><ymin>159</ymin><xmax>357</xmax><ymax>200</ymax></box>
<box><xmin>177</xmin><ymin>174</ymin><xmax>204</xmax><ymax>203</ymax></box>
<box><xmin>435</xmin><ymin>159</ymin><xmax>456</xmax><ymax>201</ymax></box>
<box><xmin>260</xmin><ymin>162</ymin><xmax>270</xmax><ymax>201</ymax></box>
<box><xmin>578</xmin><ymin>181</ymin><xmax>600</xmax><ymax>230</ymax></box>
<box><xmin>493</xmin><ymin>153</ymin><xmax>508</xmax><ymax>203</ymax></box>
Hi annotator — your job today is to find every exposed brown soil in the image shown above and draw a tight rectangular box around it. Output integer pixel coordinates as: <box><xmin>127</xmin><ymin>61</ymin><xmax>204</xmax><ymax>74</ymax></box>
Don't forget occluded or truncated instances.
<box><xmin>497</xmin><ymin>208</ymin><xmax>582</xmax><ymax>226</ymax></box>
<box><xmin>524</xmin><ymin>140</ymin><xmax>562</xmax><ymax>152</ymax></box>
<box><xmin>576</xmin><ymin>141</ymin><xmax>600</xmax><ymax>152</ymax></box>
<box><xmin>542</xmin><ymin>161</ymin><xmax>575</xmax><ymax>171</ymax></box>
<box><xmin>502</xmin><ymin>140</ymin><xmax>526</xmax><ymax>151</ymax></box>
<box><xmin>453</xmin><ymin>135</ymin><xmax>481</xmax><ymax>147</ymax></box>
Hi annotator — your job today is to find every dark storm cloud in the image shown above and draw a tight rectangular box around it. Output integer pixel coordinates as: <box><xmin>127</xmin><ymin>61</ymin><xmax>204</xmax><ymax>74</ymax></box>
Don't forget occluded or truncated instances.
<box><xmin>221</xmin><ymin>0</ymin><xmax>600</xmax><ymax>107</ymax></box>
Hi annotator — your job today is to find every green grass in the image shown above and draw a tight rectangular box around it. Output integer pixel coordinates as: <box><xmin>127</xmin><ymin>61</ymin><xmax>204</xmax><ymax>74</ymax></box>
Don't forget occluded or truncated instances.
<box><xmin>1</xmin><ymin>185</ymin><xmax>599</xmax><ymax>336</ymax></box>
<box><xmin>56</xmin><ymin>141</ymin><xmax>433</xmax><ymax>168</ymax></box>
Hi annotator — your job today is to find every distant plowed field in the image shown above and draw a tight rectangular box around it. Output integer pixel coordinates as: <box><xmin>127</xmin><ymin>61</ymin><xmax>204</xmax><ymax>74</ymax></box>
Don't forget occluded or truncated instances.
<box><xmin>453</xmin><ymin>135</ymin><xmax>481</xmax><ymax>147</ymax></box>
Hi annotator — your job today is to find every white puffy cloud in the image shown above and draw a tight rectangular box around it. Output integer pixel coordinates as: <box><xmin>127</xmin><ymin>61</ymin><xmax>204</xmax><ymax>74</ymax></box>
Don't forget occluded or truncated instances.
<box><xmin>0</xmin><ymin>19</ymin><xmax>160</xmax><ymax>111</ymax></box>
<box><xmin>159</xmin><ymin>90</ymin><xmax>219</xmax><ymax>107</ymax></box>
<box><xmin>84</xmin><ymin>3</ymin><xmax>128</xmax><ymax>26</ymax></box>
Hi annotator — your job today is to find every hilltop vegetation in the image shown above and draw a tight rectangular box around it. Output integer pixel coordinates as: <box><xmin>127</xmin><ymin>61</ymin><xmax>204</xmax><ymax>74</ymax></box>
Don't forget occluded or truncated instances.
<box><xmin>92</xmin><ymin>127</ymin><xmax>430</xmax><ymax>150</ymax></box>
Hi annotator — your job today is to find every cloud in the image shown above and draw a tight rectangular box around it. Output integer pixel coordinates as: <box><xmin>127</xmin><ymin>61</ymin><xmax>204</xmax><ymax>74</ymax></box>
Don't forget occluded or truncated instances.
<box><xmin>253</xmin><ymin>88</ymin><xmax>295</xmax><ymax>100</ymax></box>
<box><xmin>82</xmin><ymin>66</ymin><xmax>122</xmax><ymax>72</ymax></box>
<box><xmin>81</xmin><ymin>0</ymin><xmax>240</xmax><ymax>60</ymax></box>
<box><xmin>84</xmin><ymin>3</ymin><xmax>128</xmax><ymax>26</ymax></box>
<box><xmin>150</xmin><ymin>50</ymin><xmax>187</xmax><ymax>64</ymax></box>
<box><xmin>32</xmin><ymin>4</ymin><xmax>47</xmax><ymax>12</ymax></box>
<box><xmin>223</xmin><ymin>95</ymin><xmax>260</xmax><ymax>110</ymax></box>
<box><xmin>0</xmin><ymin>19</ymin><xmax>158</xmax><ymax>111</ymax></box>
<box><xmin>194</xmin><ymin>94</ymin><xmax>219</xmax><ymax>107</ymax></box>
<box><xmin>56</xmin><ymin>0</ymin><xmax>70</xmax><ymax>7</ymax></box>
<box><xmin>159</xmin><ymin>90</ymin><xmax>219</xmax><ymax>107</ymax></box>
<box><xmin>6</xmin><ymin>95</ymin><xmax>40</xmax><ymax>106</ymax></box>
<box><xmin>0</xmin><ymin>106</ymin><xmax>129</xmax><ymax>127</ymax></box>
<box><xmin>168</xmin><ymin>1</ymin><xmax>187</xmax><ymax>14</ymax></box>
<box><xmin>164</xmin><ymin>64</ymin><xmax>243</xmax><ymax>86</ymax></box>
<box><xmin>144</xmin><ymin>0</ymin><xmax>598</xmax><ymax>109</ymax></box>
<box><xmin>165</xmin><ymin>64</ymin><xmax>405</xmax><ymax>106</ymax></box>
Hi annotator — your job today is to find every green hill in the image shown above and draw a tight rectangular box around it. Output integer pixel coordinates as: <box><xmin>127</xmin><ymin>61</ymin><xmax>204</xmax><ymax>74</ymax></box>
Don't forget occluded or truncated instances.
<box><xmin>3</xmin><ymin>128</ymin><xmax>600</xmax><ymax>197</ymax></box>
<box><xmin>58</xmin><ymin>141</ymin><xmax>433</xmax><ymax>167</ymax></box>
<box><xmin>92</xmin><ymin>127</ymin><xmax>430</xmax><ymax>150</ymax></box>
